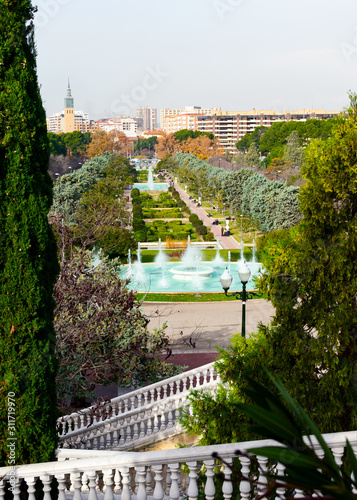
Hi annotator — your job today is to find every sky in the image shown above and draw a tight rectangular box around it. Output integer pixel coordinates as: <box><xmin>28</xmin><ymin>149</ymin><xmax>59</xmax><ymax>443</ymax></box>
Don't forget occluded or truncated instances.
<box><xmin>34</xmin><ymin>0</ymin><xmax>357</xmax><ymax>121</ymax></box>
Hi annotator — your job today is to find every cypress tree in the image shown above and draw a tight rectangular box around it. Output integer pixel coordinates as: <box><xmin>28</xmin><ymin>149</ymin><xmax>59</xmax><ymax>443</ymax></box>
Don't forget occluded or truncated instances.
<box><xmin>0</xmin><ymin>0</ymin><xmax>59</xmax><ymax>464</ymax></box>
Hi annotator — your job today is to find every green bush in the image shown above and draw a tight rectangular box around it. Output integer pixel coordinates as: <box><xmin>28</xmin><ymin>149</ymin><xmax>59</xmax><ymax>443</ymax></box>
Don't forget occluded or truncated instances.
<box><xmin>189</xmin><ymin>213</ymin><xmax>199</xmax><ymax>223</ymax></box>
<box><xmin>134</xmin><ymin>230</ymin><xmax>147</xmax><ymax>242</ymax></box>
<box><xmin>195</xmin><ymin>225</ymin><xmax>208</xmax><ymax>236</ymax></box>
<box><xmin>131</xmin><ymin>188</ymin><xmax>140</xmax><ymax>198</ymax></box>
<box><xmin>203</xmin><ymin>231</ymin><xmax>216</xmax><ymax>241</ymax></box>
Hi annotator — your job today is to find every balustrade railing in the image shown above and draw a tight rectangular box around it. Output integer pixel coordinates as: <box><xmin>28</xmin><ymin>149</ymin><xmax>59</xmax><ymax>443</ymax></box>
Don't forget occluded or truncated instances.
<box><xmin>2</xmin><ymin>431</ymin><xmax>356</xmax><ymax>500</ymax></box>
<box><xmin>58</xmin><ymin>362</ymin><xmax>218</xmax><ymax>450</ymax></box>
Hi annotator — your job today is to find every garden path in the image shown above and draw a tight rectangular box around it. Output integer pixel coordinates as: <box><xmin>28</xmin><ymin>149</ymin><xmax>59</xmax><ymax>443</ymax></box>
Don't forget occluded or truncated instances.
<box><xmin>166</xmin><ymin>176</ymin><xmax>241</xmax><ymax>250</ymax></box>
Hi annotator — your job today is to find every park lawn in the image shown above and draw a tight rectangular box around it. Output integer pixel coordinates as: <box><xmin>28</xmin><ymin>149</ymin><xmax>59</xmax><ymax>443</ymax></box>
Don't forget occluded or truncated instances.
<box><xmin>135</xmin><ymin>291</ymin><xmax>266</xmax><ymax>302</ymax></box>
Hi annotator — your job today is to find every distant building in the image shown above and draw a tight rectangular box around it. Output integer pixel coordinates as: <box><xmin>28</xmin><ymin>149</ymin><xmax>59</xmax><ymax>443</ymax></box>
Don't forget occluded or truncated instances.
<box><xmin>160</xmin><ymin>107</ymin><xmax>340</xmax><ymax>153</ymax></box>
<box><xmin>95</xmin><ymin>117</ymin><xmax>138</xmax><ymax>134</ymax></box>
<box><xmin>160</xmin><ymin>106</ymin><xmax>222</xmax><ymax>132</ymax></box>
<box><xmin>136</xmin><ymin>106</ymin><xmax>157</xmax><ymax>131</ymax></box>
<box><xmin>46</xmin><ymin>82</ymin><xmax>91</xmax><ymax>134</ymax></box>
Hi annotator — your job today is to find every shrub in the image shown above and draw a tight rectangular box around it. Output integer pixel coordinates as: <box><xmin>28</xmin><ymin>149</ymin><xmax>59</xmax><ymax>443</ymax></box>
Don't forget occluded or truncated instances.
<box><xmin>131</xmin><ymin>188</ymin><xmax>140</xmax><ymax>198</ymax></box>
<box><xmin>195</xmin><ymin>225</ymin><xmax>208</xmax><ymax>236</ymax></box>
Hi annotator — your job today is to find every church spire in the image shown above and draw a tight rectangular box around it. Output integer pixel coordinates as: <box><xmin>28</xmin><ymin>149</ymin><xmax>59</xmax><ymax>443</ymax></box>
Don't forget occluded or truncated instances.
<box><xmin>64</xmin><ymin>80</ymin><xmax>74</xmax><ymax>109</ymax></box>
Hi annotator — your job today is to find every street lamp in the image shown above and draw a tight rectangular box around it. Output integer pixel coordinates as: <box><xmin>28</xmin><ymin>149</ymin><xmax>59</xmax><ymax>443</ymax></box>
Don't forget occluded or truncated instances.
<box><xmin>220</xmin><ymin>261</ymin><xmax>261</xmax><ymax>338</ymax></box>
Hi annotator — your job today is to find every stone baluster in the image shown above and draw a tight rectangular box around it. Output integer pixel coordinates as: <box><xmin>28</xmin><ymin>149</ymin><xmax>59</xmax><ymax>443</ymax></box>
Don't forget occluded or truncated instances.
<box><xmin>222</xmin><ymin>458</ymin><xmax>233</xmax><ymax>500</ymax></box>
<box><xmin>124</xmin><ymin>397</ymin><xmax>129</xmax><ymax>413</ymax></box>
<box><xmin>143</xmin><ymin>390</ymin><xmax>149</xmax><ymax>406</ymax></box>
<box><xmin>150</xmin><ymin>388</ymin><xmax>156</xmax><ymax>404</ymax></box>
<box><xmin>71</xmin><ymin>472</ymin><xmax>83</xmax><ymax>500</ymax></box>
<box><xmin>56</xmin><ymin>474</ymin><xmax>67</xmax><ymax>500</ymax></box>
<box><xmin>204</xmin><ymin>459</ymin><xmax>216</xmax><ymax>500</ymax></box>
<box><xmin>202</xmin><ymin>368</ymin><xmax>208</xmax><ymax>386</ymax></box>
<box><xmin>113</xmin><ymin>470</ymin><xmax>121</xmax><ymax>495</ymax></box>
<box><xmin>130</xmin><ymin>396</ymin><xmax>135</xmax><ymax>411</ymax></box>
<box><xmin>167</xmin><ymin>463</ymin><xmax>180</xmax><ymax>500</ymax></box>
<box><xmin>79</xmin><ymin>414</ymin><xmax>85</xmax><ymax>430</ymax></box>
<box><xmin>112</xmin><ymin>421</ymin><xmax>120</xmax><ymax>447</ymax></box>
<box><xmin>312</xmin><ymin>448</ymin><xmax>325</xmax><ymax>498</ymax></box>
<box><xmin>145</xmin><ymin>466</ymin><xmax>153</xmax><ymax>495</ymax></box>
<box><xmin>146</xmin><ymin>411</ymin><xmax>153</xmax><ymax>436</ymax></box>
<box><xmin>167</xmin><ymin>402</ymin><xmax>174</xmax><ymax>428</ymax></box>
<box><xmin>0</xmin><ymin>479</ymin><xmax>5</xmax><ymax>500</ymax></box>
<box><xmin>135</xmin><ymin>467</ymin><xmax>147</xmax><ymax>500</ymax></box>
<box><xmin>42</xmin><ymin>475</ymin><xmax>53</xmax><ymax>500</ymax></box>
<box><xmin>118</xmin><ymin>419</ymin><xmax>125</xmax><ymax>445</ymax></box>
<box><xmin>256</xmin><ymin>455</ymin><xmax>268</xmax><ymax>497</ymax></box>
<box><xmin>162</xmin><ymin>383</ymin><xmax>168</xmax><ymax>399</ymax></box>
<box><xmin>276</xmin><ymin>462</ymin><xmax>286</xmax><ymax>498</ymax></box>
<box><xmin>24</xmin><ymin>477</ymin><xmax>36</xmax><ymax>500</ymax></box>
<box><xmin>153</xmin><ymin>408</ymin><xmax>159</xmax><ymax>433</ymax></box>
<box><xmin>11</xmin><ymin>476</ymin><xmax>21</xmax><ymax>500</ymax></box>
<box><xmin>139</xmin><ymin>415</ymin><xmax>146</xmax><ymax>438</ymax></box>
<box><xmin>332</xmin><ymin>446</ymin><xmax>344</xmax><ymax>467</ymax></box>
<box><xmin>153</xmin><ymin>465</ymin><xmax>165</xmax><ymax>500</ymax></box>
<box><xmin>99</xmin><ymin>426</ymin><xmax>105</xmax><ymax>449</ymax></box>
<box><xmin>87</xmin><ymin>471</ymin><xmax>98</xmax><ymax>500</ymax></box>
<box><xmin>133</xmin><ymin>422</ymin><xmax>139</xmax><ymax>440</ymax></box>
<box><xmin>73</xmin><ymin>415</ymin><xmax>79</xmax><ymax>432</ymax></box>
<box><xmin>169</xmin><ymin>381</ymin><xmax>175</xmax><ymax>397</ymax></box>
<box><xmin>103</xmin><ymin>469</ymin><xmax>114</xmax><ymax>500</ymax></box>
<box><xmin>186</xmin><ymin>461</ymin><xmax>198</xmax><ymax>500</ymax></box>
<box><xmin>352</xmin><ymin>444</ymin><xmax>357</xmax><ymax>494</ymax></box>
<box><xmin>81</xmin><ymin>472</ymin><xmax>89</xmax><ymax>494</ymax></box>
<box><xmin>160</xmin><ymin>404</ymin><xmax>167</xmax><ymax>431</ymax></box>
<box><xmin>119</xmin><ymin>468</ymin><xmax>131</xmax><ymax>500</ymax></box>
<box><xmin>125</xmin><ymin>419</ymin><xmax>132</xmax><ymax>443</ymax></box>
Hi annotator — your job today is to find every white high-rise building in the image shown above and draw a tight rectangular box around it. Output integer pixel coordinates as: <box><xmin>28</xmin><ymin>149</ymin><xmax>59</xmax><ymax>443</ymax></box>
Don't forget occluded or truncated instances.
<box><xmin>136</xmin><ymin>107</ymin><xmax>158</xmax><ymax>131</ymax></box>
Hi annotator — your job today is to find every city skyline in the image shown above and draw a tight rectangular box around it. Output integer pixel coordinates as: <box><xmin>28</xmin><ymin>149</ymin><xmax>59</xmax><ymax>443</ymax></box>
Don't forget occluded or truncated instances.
<box><xmin>34</xmin><ymin>0</ymin><xmax>357</xmax><ymax>120</ymax></box>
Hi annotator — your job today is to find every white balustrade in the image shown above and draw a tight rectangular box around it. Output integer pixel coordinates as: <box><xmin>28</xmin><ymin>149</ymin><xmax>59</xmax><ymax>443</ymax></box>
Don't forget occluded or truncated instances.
<box><xmin>59</xmin><ymin>363</ymin><xmax>218</xmax><ymax>450</ymax></box>
<box><xmin>2</xmin><ymin>431</ymin><xmax>356</xmax><ymax>500</ymax></box>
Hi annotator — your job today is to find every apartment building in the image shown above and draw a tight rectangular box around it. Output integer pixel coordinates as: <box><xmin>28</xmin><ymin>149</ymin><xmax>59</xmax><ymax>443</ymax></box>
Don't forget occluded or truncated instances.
<box><xmin>136</xmin><ymin>106</ymin><xmax>158</xmax><ymax>131</ymax></box>
<box><xmin>161</xmin><ymin>108</ymin><xmax>340</xmax><ymax>153</ymax></box>
<box><xmin>160</xmin><ymin>106</ymin><xmax>222</xmax><ymax>132</ymax></box>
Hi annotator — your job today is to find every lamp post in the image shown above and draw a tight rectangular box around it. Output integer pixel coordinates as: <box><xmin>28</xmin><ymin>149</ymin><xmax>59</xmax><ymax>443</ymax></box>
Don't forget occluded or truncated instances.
<box><xmin>220</xmin><ymin>261</ymin><xmax>261</xmax><ymax>338</ymax></box>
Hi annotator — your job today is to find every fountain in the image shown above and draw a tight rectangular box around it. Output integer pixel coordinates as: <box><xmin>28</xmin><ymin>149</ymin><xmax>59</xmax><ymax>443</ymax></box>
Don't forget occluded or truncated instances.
<box><xmin>147</xmin><ymin>165</ymin><xmax>154</xmax><ymax>190</ymax></box>
<box><xmin>124</xmin><ymin>238</ymin><xmax>262</xmax><ymax>293</ymax></box>
<box><xmin>169</xmin><ymin>236</ymin><xmax>214</xmax><ymax>281</ymax></box>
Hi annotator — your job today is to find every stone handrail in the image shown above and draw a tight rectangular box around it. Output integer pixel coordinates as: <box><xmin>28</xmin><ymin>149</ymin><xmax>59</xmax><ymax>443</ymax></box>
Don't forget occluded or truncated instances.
<box><xmin>2</xmin><ymin>430</ymin><xmax>356</xmax><ymax>500</ymax></box>
<box><xmin>58</xmin><ymin>362</ymin><xmax>218</xmax><ymax>449</ymax></box>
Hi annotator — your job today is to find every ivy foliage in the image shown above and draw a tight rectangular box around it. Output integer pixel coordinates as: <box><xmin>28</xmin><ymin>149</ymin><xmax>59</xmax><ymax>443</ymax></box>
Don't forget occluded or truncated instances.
<box><xmin>0</xmin><ymin>0</ymin><xmax>59</xmax><ymax>464</ymax></box>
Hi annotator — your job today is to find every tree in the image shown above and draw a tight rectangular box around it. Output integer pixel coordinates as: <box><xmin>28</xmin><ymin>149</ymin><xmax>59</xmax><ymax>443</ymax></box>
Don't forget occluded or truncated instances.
<box><xmin>182</xmin><ymin>96</ymin><xmax>357</xmax><ymax>446</ymax></box>
<box><xmin>244</xmin><ymin>142</ymin><xmax>260</xmax><ymax>167</ymax></box>
<box><xmin>48</xmin><ymin>132</ymin><xmax>66</xmax><ymax>156</ymax></box>
<box><xmin>85</xmin><ymin>129</ymin><xmax>130</xmax><ymax>158</ymax></box>
<box><xmin>63</xmin><ymin>131</ymin><xmax>91</xmax><ymax>157</ymax></box>
<box><xmin>283</xmin><ymin>130</ymin><xmax>304</xmax><ymax>168</ymax></box>
<box><xmin>0</xmin><ymin>0</ymin><xmax>60</xmax><ymax>465</ymax></box>
<box><xmin>54</xmin><ymin>250</ymin><xmax>180</xmax><ymax>410</ymax></box>
<box><xmin>156</xmin><ymin>132</ymin><xmax>180</xmax><ymax>159</ymax></box>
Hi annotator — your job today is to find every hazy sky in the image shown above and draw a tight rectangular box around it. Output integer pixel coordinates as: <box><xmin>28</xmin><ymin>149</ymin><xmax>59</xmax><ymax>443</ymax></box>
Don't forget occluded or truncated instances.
<box><xmin>34</xmin><ymin>0</ymin><xmax>357</xmax><ymax>120</ymax></box>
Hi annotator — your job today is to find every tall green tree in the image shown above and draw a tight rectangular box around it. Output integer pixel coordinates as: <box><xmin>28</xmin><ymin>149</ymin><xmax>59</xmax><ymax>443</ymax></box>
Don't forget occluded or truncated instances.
<box><xmin>182</xmin><ymin>95</ymin><xmax>357</xmax><ymax>446</ymax></box>
<box><xmin>0</xmin><ymin>0</ymin><xmax>59</xmax><ymax>464</ymax></box>
<box><xmin>244</xmin><ymin>142</ymin><xmax>260</xmax><ymax>167</ymax></box>
<box><xmin>283</xmin><ymin>130</ymin><xmax>304</xmax><ymax>167</ymax></box>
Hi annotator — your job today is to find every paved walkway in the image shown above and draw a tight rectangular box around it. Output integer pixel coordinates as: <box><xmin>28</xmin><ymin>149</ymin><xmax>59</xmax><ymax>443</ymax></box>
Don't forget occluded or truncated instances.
<box><xmin>142</xmin><ymin>299</ymin><xmax>275</xmax><ymax>352</ymax></box>
<box><xmin>165</xmin><ymin>175</ymin><xmax>241</xmax><ymax>250</ymax></box>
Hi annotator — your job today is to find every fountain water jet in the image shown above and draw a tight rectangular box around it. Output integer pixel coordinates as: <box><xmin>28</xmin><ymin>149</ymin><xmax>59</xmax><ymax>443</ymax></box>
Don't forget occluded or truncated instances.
<box><xmin>147</xmin><ymin>165</ymin><xmax>154</xmax><ymax>190</ymax></box>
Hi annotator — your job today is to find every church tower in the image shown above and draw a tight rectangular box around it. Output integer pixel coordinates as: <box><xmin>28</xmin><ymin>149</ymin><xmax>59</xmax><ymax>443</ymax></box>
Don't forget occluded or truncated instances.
<box><xmin>63</xmin><ymin>80</ymin><xmax>75</xmax><ymax>133</ymax></box>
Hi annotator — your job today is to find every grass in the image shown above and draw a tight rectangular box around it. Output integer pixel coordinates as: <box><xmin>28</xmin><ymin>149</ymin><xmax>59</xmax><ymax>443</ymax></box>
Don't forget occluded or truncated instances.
<box><xmin>135</xmin><ymin>291</ymin><xmax>267</xmax><ymax>302</ymax></box>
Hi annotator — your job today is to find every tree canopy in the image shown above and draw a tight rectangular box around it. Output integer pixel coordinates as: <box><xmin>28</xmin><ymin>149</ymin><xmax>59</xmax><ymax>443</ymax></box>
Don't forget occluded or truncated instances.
<box><xmin>0</xmin><ymin>0</ymin><xmax>59</xmax><ymax>464</ymax></box>
<box><xmin>182</xmin><ymin>95</ymin><xmax>357</xmax><ymax>445</ymax></box>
